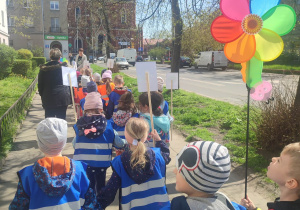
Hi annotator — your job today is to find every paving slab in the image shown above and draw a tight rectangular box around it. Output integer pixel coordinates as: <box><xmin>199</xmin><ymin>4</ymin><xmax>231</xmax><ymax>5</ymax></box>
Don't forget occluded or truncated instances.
<box><xmin>0</xmin><ymin>93</ymin><xmax>276</xmax><ymax>210</ymax></box>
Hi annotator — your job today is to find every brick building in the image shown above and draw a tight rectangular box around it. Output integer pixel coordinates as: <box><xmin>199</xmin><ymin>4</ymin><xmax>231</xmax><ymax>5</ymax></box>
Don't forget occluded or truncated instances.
<box><xmin>68</xmin><ymin>0</ymin><xmax>143</xmax><ymax>56</ymax></box>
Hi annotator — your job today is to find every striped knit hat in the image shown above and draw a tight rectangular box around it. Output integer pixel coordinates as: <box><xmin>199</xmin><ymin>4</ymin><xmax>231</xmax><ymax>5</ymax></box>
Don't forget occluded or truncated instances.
<box><xmin>176</xmin><ymin>141</ymin><xmax>231</xmax><ymax>194</ymax></box>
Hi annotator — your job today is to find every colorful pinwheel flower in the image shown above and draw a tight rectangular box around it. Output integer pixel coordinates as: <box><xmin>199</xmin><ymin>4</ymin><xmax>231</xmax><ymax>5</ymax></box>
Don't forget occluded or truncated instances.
<box><xmin>211</xmin><ymin>0</ymin><xmax>296</xmax><ymax>92</ymax></box>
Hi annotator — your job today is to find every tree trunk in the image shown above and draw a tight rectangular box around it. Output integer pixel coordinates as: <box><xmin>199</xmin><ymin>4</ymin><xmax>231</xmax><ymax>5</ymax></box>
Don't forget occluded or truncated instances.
<box><xmin>102</xmin><ymin>8</ymin><xmax>112</xmax><ymax>59</ymax></box>
<box><xmin>295</xmin><ymin>77</ymin><xmax>300</xmax><ymax>107</ymax></box>
<box><xmin>171</xmin><ymin>0</ymin><xmax>183</xmax><ymax>75</ymax></box>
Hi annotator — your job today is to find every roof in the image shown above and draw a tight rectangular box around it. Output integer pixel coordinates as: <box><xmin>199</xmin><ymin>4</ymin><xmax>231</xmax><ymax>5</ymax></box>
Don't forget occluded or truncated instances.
<box><xmin>143</xmin><ymin>38</ymin><xmax>164</xmax><ymax>46</ymax></box>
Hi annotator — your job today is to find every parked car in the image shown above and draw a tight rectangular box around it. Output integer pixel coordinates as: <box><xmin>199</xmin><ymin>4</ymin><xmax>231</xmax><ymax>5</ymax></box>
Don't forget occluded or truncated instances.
<box><xmin>180</xmin><ymin>56</ymin><xmax>192</xmax><ymax>67</ymax></box>
<box><xmin>117</xmin><ymin>48</ymin><xmax>137</xmax><ymax>66</ymax></box>
<box><xmin>114</xmin><ymin>57</ymin><xmax>129</xmax><ymax>69</ymax></box>
<box><xmin>194</xmin><ymin>51</ymin><xmax>228</xmax><ymax>70</ymax></box>
<box><xmin>98</xmin><ymin>56</ymin><xmax>104</xmax><ymax>61</ymax></box>
<box><xmin>136</xmin><ymin>56</ymin><xmax>143</xmax><ymax>62</ymax></box>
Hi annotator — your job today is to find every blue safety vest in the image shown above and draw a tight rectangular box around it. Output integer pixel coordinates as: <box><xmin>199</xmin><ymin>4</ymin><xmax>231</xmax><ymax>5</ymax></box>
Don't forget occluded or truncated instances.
<box><xmin>110</xmin><ymin>113</ymin><xmax>139</xmax><ymax>140</ymax></box>
<box><xmin>112</xmin><ymin>147</ymin><xmax>170</xmax><ymax>210</ymax></box>
<box><xmin>18</xmin><ymin>159</ymin><xmax>89</xmax><ymax>210</ymax></box>
<box><xmin>73</xmin><ymin>121</ymin><xmax>114</xmax><ymax>167</ymax></box>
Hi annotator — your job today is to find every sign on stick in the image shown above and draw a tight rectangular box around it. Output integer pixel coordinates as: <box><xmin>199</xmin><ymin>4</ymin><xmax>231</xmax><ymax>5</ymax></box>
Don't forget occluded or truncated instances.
<box><xmin>107</xmin><ymin>59</ymin><xmax>114</xmax><ymax>69</ymax></box>
<box><xmin>62</xmin><ymin>67</ymin><xmax>78</xmax><ymax>87</ymax></box>
<box><xmin>136</xmin><ymin>62</ymin><xmax>158</xmax><ymax>92</ymax></box>
<box><xmin>166</xmin><ymin>73</ymin><xmax>179</xmax><ymax>89</ymax></box>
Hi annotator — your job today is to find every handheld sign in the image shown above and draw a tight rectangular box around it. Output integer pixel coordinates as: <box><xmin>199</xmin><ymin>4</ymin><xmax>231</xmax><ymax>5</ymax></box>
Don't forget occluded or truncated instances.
<box><xmin>72</xmin><ymin>61</ymin><xmax>77</xmax><ymax>70</ymax></box>
<box><xmin>166</xmin><ymin>73</ymin><xmax>179</xmax><ymax>90</ymax></box>
<box><xmin>83</xmin><ymin>60</ymin><xmax>90</xmax><ymax>69</ymax></box>
<box><xmin>136</xmin><ymin>62</ymin><xmax>158</xmax><ymax>92</ymax></box>
<box><xmin>136</xmin><ymin>62</ymin><xmax>158</xmax><ymax>147</ymax></box>
<box><xmin>62</xmin><ymin>66</ymin><xmax>78</xmax><ymax>122</ymax></box>
<box><xmin>62</xmin><ymin>67</ymin><xmax>78</xmax><ymax>87</ymax></box>
<box><xmin>107</xmin><ymin>59</ymin><xmax>114</xmax><ymax>69</ymax></box>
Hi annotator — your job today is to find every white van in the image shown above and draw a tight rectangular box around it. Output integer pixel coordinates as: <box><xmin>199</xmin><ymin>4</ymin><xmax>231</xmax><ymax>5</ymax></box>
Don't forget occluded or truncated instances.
<box><xmin>117</xmin><ymin>48</ymin><xmax>137</xmax><ymax>66</ymax></box>
<box><xmin>194</xmin><ymin>51</ymin><xmax>228</xmax><ymax>70</ymax></box>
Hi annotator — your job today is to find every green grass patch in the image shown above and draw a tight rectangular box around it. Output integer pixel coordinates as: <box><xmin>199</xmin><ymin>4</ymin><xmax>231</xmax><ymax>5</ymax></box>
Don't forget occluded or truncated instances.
<box><xmin>91</xmin><ymin>64</ymin><xmax>106</xmax><ymax>74</ymax></box>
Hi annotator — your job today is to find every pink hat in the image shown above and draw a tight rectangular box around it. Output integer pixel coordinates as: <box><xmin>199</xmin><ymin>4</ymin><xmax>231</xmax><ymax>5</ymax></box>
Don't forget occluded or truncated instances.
<box><xmin>84</xmin><ymin>92</ymin><xmax>103</xmax><ymax>110</ymax></box>
<box><xmin>102</xmin><ymin>70</ymin><xmax>112</xmax><ymax>79</ymax></box>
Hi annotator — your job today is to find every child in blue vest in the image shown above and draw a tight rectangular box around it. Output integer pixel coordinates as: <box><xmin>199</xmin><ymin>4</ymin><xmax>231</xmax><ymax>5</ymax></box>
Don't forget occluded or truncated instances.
<box><xmin>9</xmin><ymin>118</ymin><xmax>101</xmax><ymax>210</ymax></box>
<box><xmin>139</xmin><ymin>91</ymin><xmax>170</xmax><ymax>146</ymax></box>
<box><xmin>110</xmin><ymin>91</ymin><xmax>138</xmax><ymax>155</ymax></box>
<box><xmin>106</xmin><ymin>75</ymin><xmax>129</xmax><ymax>119</ymax></box>
<box><xmin>73</xmin><ymin>91</ymin><xmax>126</xmax><ymax>194</ymax></box>
<box><xmin>171</xmin><ymin>141</ymin><xmax>235</xmax><ymax>210</ymax></box>
<box><xmin>97</xmin><ymin>118</ymin><xmax>171</xmax><ymax>209</ymax></box>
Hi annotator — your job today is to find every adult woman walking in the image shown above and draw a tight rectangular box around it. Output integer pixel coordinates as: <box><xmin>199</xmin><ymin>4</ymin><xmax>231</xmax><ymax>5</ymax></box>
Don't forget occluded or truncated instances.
<box><xmin>38</xmin><ymin>48</ymin><xmax>71</xmax><ymax>119</ymax></box>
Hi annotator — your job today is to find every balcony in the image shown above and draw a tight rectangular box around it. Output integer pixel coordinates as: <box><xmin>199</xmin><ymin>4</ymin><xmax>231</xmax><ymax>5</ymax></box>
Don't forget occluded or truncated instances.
<box><xmin>50</xmin><ymin>27</ymin><xmax>61</xmax><ymax>33</ymax></box>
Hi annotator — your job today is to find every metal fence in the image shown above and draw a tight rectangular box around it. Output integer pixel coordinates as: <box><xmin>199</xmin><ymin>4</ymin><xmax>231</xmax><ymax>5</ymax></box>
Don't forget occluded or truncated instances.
<box><xmin>0</xmin><ymin>76</ymin><xmax>38</xmax><ymax>148</ymax></box>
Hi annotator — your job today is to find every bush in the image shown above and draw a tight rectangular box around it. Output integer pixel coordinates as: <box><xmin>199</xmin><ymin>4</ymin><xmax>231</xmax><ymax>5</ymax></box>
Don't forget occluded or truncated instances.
<box><xmin>31</xmin><ymin>47</ymin><xmax>44</xmax><ymax>57</ymax></box>
<box><xmin>254</xmin><ymin>80</ymin><xmax>300</xmax><ymax>152</ymax></box>
<box><xmin>17</xmin><ymin>49</ymin><xmax>33</xmax><ymax>60</ymax></box>
<box><xmin>0</xmin><ymin>44</ymin><xmax>17</xmax><ymax>79</ymax></box>
<box><xmin>31</xmin><ymin>60</ymin><xmax>37</xmax><ymax>70</ymax></box>
<box><xmin>12</xmin><ymin>59</ymin><xmax>32</xmax><ymax>76</ymax></box>
<box><xmin>32</xmin><ymin>57</ymin><xmax>46</xmax><ymax>66</ymax></box>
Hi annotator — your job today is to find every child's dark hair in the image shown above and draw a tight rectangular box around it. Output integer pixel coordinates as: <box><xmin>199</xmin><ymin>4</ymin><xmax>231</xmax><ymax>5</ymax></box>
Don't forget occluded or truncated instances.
<box><xmin>118</xmin><ymin>91</ymin><xmax>137</xmax><ymax>114</ymax></box>
<box><xmin>139</xmin><ymin>92</ymin><xmax>163</xmax><ymax>116</ymax></box>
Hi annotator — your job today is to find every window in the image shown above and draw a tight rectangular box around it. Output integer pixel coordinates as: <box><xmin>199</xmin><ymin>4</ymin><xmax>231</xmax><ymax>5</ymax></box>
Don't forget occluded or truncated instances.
<box><xmin>1</xmin><ymin>11</ymin><xmax>4</xmax><ymax>27</ymax></box>
<box><xmin>7</xmin><ymin>0</ymin><xmax>14</xmax><ymax>7</ymax></box>
<box><xmin>23</xmin><ymin>0</ymin><xmax>31</xmax><ymax>8</ymax></box>
<box><xmin>8</xmin><ymin>16</ymin><xmax>15</xmax><ymax>26</ymax></box>
<box><xmin>51</xmin><ymin>17</ymin><xmax>60</xmax><ymax>32</ymax></box>
<box><xmin>25</xmin><ymin>16</ymin><xmax>33</xmax><ymax>27</ymax></box>
<box><xmin>121</xmin><ymin>9</ymin><xmax>126</xmax><ymax>24</ymax></box>
<box><xmin>75</xmin><ymin>7</ymin><xmax>80</xmax><ymax>21</ymax></box>
<box><xmin>50</xmin><ymin>1</ymin><xmax>59</xmax><ymax>10</ymax></box>
<box><xmin>9</xmin><ymin>40</ymin><xmax>13</xmax><ymax>47</ymax></box>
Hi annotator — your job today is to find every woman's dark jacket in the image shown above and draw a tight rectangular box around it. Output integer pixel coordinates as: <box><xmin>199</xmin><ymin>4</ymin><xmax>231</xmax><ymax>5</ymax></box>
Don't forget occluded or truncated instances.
<box><xmin>38</xmin><ymin>61</ymin><xmax>71</xmax><ymax>109</ymax></box>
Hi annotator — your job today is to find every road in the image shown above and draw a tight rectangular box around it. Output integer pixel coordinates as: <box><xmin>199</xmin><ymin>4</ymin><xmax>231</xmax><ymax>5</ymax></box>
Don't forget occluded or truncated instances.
<box><xmin>95</xmin><ymin>61</ymin><xmax>299</xmax><ymax>105</ymax></box>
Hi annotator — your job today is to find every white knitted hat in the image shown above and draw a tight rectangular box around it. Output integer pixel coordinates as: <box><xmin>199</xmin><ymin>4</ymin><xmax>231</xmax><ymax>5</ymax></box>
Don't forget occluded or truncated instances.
<box><xmin>176</xmin><ymin>141</ymin><xmax>231</xmax><ymax>194</ymax></box>
<box><xmin>36</xmin><ymin>118</ymin><xmax>68</xmax><ymax>156</ymax></box>
<box><xmin>81</xmin><ymin>75</ymin><xmax>90</xmax><ymax>87</ymax></box>
<box><xmin>157</xmin><ymin>77</ymin><xmax>164</xmax><ymax>92</ymax></box>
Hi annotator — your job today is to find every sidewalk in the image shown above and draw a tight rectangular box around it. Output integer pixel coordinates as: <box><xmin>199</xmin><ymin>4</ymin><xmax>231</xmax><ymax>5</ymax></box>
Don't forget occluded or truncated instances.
<box><xmin>0</xmin><ymin>93</ymin><xmax>275</xmax><ymax>209</ymax></box>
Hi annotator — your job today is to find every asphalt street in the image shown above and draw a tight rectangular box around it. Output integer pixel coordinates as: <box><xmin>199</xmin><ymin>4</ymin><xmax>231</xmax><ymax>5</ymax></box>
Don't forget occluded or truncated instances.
<box><xmin>96</xmin><ymin>61</ymin><xmax>299</xmax><ymax>105</ymax></box>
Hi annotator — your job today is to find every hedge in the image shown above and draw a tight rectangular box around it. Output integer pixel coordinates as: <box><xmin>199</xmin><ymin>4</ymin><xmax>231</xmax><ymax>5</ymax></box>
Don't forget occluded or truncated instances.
<box><xmin>17</xmin><ymin>49</ymin><xmax>33</xmax><ymax>60</ymax></box>
<box><xmin>0</xmin><ymin>44</ymin><xmax>17</xmax><ymax>79</ymax></box>
<box><xmin>32</xmin><ymin>57</ymin><xmax>46</xmax><ymax>66</ymax></box>
<box><xmin>12</xmin><ymin>59</ymin><xmax>32</xmax><ymax>76</ymax></box>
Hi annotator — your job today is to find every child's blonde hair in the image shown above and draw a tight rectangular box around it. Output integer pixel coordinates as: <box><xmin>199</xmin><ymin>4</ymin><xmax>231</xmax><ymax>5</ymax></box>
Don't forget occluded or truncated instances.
<box><xmin>114</xmin><ymin>75</ymin><xmax>124</xmax><ymax>86</ymax></box>
<box><xmin>281</xmin><ymin>142</ymin><xmax>300</xmax><ymax>183</ymax></box>
<box><xmin>125</xmin><ymin>118</ymin><xmax>149</xmax><ymax>169</ymax></box>
<box><xmin>102</xmin><ymin>78</ymin><xmax>113</xmax><ymax>95</ymax></box>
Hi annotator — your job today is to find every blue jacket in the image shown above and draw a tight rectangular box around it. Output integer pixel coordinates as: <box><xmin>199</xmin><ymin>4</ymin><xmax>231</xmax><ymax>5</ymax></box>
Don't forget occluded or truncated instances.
<box><xmin>9</xmin><ymin>158</ymin><xmax>101</xmax><ymax>210</ymax></box>
<box><xmin>111</xmin><ymin>147</ymin><xmax>170</xmax><ymax>210</ymax></box>
<box><xmin>106</xmin><ymin>87</ymin><xmax>129</xmax><ymax>119</ymax></box>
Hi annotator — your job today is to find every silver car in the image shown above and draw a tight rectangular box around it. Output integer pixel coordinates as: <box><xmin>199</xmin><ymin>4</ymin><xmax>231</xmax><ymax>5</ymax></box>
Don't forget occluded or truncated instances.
<box><xmin>114</xmin><ymin>57</ymin><xmax>129</xmax><ymax>69</ymax></box>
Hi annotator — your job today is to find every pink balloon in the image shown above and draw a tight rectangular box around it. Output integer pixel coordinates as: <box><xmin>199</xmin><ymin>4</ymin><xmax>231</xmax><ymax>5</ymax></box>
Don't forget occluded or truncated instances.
<box><xmin>250</xmin><ymin>81</ymin><xmax>272</xmax><ymax>101</ymax></box>
<box><xmin>220</xmin><ymin>0</ymin><xmax>250</xmax><ymax>21</ymax></box>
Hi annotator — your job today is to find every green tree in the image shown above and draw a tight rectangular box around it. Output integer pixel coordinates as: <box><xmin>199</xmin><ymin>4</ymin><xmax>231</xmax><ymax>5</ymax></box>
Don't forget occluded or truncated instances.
<box><xmin>0</xmin><ymin>44</ymin><xmax>17</xmax><ymax>79</ymax></box>
<box><xmin>149</xmin><ymin>47</ymin><xmax>167</xmax><ymax>61</ymax></box>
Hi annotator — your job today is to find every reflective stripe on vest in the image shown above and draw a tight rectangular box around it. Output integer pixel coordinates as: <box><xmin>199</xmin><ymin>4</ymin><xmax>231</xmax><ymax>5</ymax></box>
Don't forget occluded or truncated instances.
<box><xmin>102</xmin><ymin>95</ymin><xmax>108</xmax><ymax>98</ymax></box>
<box><xmin>29</xmin><ymin>198</ymin><xmax>85</xmax><ymax>210</ymax></box>
<box><xmin>114</xmin><ymin>105</ymin><xmax>118</xmax><ymax>110</ymax></box>
<box><xmin>122</xmin><ymin>177</ymin><xmax>166</xmax><ymax>196</ymax></box>
<box><xmin>122</xmin><ymin>194</ymin><xmax>170</xmax><ymax>210</ymax></box>
<box><xmin>75</xmin><ymin>143</ymin><xmax>113</xmax><ymax>150</ymax></box>
<box><xmin>112</xmin><ymin>147</ymin><xmax>170</xmax><ymax>210</ymax></box>
<box><xmin>117</xmin><ymin>130</ymin><xmax>125</xmax><ymax>136</ymax></box>
<box><xmin>73</xmin><ymin>154</ymin><xmax>111</xmax><ymax>161</ymax></box>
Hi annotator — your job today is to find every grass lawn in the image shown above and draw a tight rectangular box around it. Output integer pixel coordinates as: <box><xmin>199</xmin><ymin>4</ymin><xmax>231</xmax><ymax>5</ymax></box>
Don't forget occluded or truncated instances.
<box><xmin>0</xmin><ymin>68</ymin><xmax>39</xmax><ymax>157</ymax></box>
<box><xmin>114</xmin><ymin>72</ymin><xmax>269</xmax><ymax>174</ymax></box>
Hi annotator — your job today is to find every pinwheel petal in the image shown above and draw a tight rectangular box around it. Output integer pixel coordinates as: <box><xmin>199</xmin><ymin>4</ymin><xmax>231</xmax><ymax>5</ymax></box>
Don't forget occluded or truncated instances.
<box><xmin>211</xmin><ymin>15</ymin><xmax>244</xmax><ymax>43</ymax></box>
<box><xmin>220</xmin><ymin>0</ymin><xmax>250</xmax><ymax>21</ymax></box>
<box><xmin>250</xmin><ymin>0</ymin><xmax>280</xmax><ymax>17</ymax></box>
<box><xmin>224</xmin><ymin>33</ymin><xmax>256</xmax><ymax>63</ymax></box>
<box><xmin>254</xmin><ymin>28</ymin><xmax>284</xmax><ymax>62</ymax></box>
<box><xmin>241</xmin><ymin>63</ymin><xmax>247</xmax><ymax>83</ymax></box>
<box><xmin>262</xmin><ymin>4</ymin><xmax>296</xmax><ymax>36</ymax></box>
<box><xmin>245</xmin><ymin>57</ymin><xmax>264</xmax><ymax>88</ymax></box>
